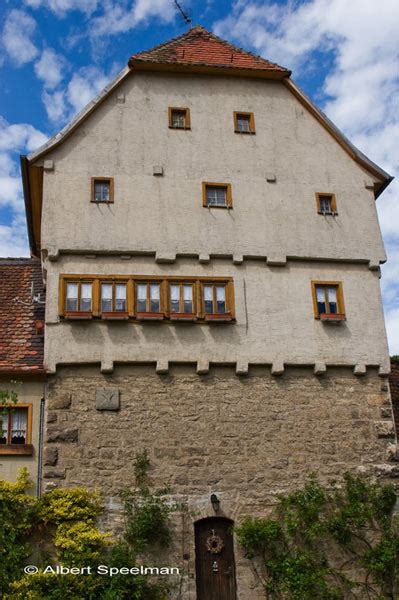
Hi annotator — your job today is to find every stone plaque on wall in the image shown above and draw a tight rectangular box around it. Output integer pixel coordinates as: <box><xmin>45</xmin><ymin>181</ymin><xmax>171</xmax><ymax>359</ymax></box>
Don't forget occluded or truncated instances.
<box><xmin>95</xmin><ymin>387</ymin><xmax>120</xmax><ymax>411</ymax></box>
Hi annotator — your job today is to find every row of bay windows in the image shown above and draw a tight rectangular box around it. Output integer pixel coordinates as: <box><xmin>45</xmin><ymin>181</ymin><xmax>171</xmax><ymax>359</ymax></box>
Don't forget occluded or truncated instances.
<box><xmin>60</xmin><ymin>276</ymin><xmax>346</xmax><ymax>322</ymax></box>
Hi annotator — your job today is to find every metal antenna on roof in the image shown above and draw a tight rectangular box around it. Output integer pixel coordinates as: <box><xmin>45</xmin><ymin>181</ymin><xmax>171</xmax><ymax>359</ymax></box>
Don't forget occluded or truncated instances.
<box><xmin>174</xmin><ymin>0</ymin><xmax>192</xmax><ymax>26</ymax></box>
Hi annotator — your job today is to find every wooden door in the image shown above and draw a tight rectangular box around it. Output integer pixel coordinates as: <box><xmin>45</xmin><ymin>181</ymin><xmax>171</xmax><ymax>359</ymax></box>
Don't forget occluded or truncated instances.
<box><xmin>195</xmin><ymin>517</ymin><xmax>237</xmax><ymax>600</ymax></box>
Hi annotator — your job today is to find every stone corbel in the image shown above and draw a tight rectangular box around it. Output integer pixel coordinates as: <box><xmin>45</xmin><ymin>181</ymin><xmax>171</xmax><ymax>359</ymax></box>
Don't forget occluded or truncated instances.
<box><xmin>46</xmin><ymin>246</ymin><xmax>59</xmax><ymax>261</ymax></box>
<box><xmin>314</xmin><ymin>362</ymin><xmax>327</xmax><ymax>376</ymax></box>
<box><xmin>236</xmin><ymin>361</ymin><xmax>249</xmax><ymax>376</ymax></box>
<box><xmin>271</xmin><ymin>361</ymin><xmax>285</xmax><ymax>376</ymax></box>
<box><xmin>353</xmin><ymin>363</ymin><xmax>367</xmax><ymax>376</ymax></box>
<box><xmin>155</xmin><ymin>252</ymin><xmax>176</xmax><ymax>263</ymax></box>
<box><xmin>233</xmin><ymin>254</ymin><xmax>244</xmax><ymax>265</ymax></box>
<box><xmin>266</xmin><ymin>255</ymin><xmax>287</xmax><ymax>267</ymax></box>
<box><xmin>156</xmin><ymin>359</ymin><xmax>169</xmax><ymax>374</ymax></box>
<box><xmin>197</xmin><ymin>359</ymin><xmax>210</xmax><ymax>375</ymax></box>
<box><xmin>199</xmin><ymin>254</ymin><xmax>210</xmax><ymax>264</ymax></box>
<box><xmin>101</xmin><ymin>360</ymin><xmax>114</xmax><ymax>374</ymax></box>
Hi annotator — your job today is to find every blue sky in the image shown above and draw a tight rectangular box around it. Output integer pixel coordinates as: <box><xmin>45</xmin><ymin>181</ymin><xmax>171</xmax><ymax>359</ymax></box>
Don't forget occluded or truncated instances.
<box><xmin>0</xmin><ymin>0</ymin><xmax>398</xmax><ymax>352</ymax></box>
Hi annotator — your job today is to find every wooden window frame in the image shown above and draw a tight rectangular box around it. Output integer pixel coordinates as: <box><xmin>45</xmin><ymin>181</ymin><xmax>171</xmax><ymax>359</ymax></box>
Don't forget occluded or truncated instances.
<box><xmin>168</xmin><ymin>282</ymin><xmax>197</xmax><ymax>321</ymax></box>
<box><xmin>59</xmin><ymin>275</ymin><xmax>235</xmax><ymax>323</ymax></box>
<box><xmin>202</xmin><ymin>182</ymin><xmax>233</xmax><ymax>209</ymax></box>
<box><xmin>100</xmin><ymin>281</ymin><xmax>129</xmax><ymax>320</ymax></box>
<box><xmin>315</xmin><ymin>192</ymin><xmax>337</xmax><ymax>215</ymax></box>
<box><xmin>0</xmin><ymin>404</ymin><xmax>33</xmax><ymax>455</ymax></box>
<box><xmin>168</xmin><ymin>107</ymin><xmax>191</xmax><ymax>130</ymax></box>
<box><xmin>311</xmin><ymin>281</ymin><xmax>346</xmax><ymax>321</ymax></box>
<box><xmin>233</xmin><ymin>111</ymin><xmax>256</xmax><ymax>134</ymax></box>
<box><xmin>91</xmin><ymin>177</ymin><xmax>114</xmax><ymax>204</ymax></box>
<box><xmin>135</xmin><ymin>281</ymin><xmax>165</xmax><ymax>320</ymax></box>
<box><xmin>61</xmin><ymin>279</ymin><xmax>93</xmax><ymax>319</ymax></box>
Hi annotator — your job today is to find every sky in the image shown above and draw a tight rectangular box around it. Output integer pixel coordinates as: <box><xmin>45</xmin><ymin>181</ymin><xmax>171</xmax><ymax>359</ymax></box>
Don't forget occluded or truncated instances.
<box><xmin>0</xmin><ymin>0</ymin><xmax>398</xmax><ymax>353</ymax></box>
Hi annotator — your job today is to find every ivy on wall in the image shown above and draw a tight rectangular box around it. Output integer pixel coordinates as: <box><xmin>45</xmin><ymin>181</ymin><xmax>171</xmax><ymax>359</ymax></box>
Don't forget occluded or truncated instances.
<box><xmin>236</xmin><ymin>474</ymin><xmax>399</xmax><ymax>599</ymax></box>
<box><xmin>0</xmin><ymin>451</ymin><xmax>176</xmax><ymax>600</ymax></box>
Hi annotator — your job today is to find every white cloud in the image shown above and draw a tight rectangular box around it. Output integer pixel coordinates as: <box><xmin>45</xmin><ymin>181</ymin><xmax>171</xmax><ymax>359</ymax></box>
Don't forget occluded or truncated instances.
<box><xmin>2</xmin><ymin>9</ymin><xmax>39</xmax><ymax>66</ymax></box>
<box><xmin>34</xmin><ymin>48</ymin><xmax>67</xmax><ymax>89</ymax></box>
<box><xmin>90</xmin><ymin>0</ymin><xmax>177</xmax><ymax>38</ymax></box>
<box><xmin>0</xmin><ymin>215</ymin><xmax>30</xmax><ymax>257</ymax></box>
<box><xmin>66</xmin><ymin>66</ymin><xmax>110</xmax><ymax>113</ymax></box>
<box><xmin>42</xmin><ymin>90</ymin><xmax>68</xmax><ymax>122</ymax></box>
<box><xmin>214</xmin><ymin>0</ymin><xmax>399</xmax><ymax>354</ymax></box>
<box><xmin>23</xmin><ymin>0</ymin><xmax>99</xmax><ymax>16</ymax></box>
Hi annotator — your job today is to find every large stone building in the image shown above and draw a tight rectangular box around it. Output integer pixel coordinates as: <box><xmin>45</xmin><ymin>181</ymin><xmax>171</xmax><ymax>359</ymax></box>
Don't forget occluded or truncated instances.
<box><xmin>17</xmin><ymin>26</ymin><xmax>396</xmax><ymax>599</ymax></box>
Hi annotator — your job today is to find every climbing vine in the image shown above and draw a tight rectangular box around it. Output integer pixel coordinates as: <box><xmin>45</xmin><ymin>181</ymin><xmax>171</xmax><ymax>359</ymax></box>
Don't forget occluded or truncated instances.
<box><xmin>236</xmin><ymin>474</ymin><xmax>399</xmax><ymax>599</ymax></box>
<box><xmin>0</xmin><ymin>451</ymin><xmax>177</xmax><ymax>599</ymax></box>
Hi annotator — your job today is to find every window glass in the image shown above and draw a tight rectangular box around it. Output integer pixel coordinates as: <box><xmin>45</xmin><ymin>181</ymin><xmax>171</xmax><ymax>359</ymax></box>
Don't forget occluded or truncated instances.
<box><xmin>66</xmin><ymin>283</ymin><xmax>78</xmax><ymax>312</ymax></box>
<box><xmin>206</xmin><ymin>187</ymin><xmax>227</xmax><ymax>207</ymax></box>
<box><xmin>115</xmin><ymin>284</ymin><xmax>127</xmax><ymax>312</ymax></box>
<box><xmin>10</xmin><ymin>409</ymin><xmax>27</xmax><ymax>444</ymax></box>
<box><xmin>101</xmin><ymin>283</ymin><xmax>113</xmax><ymax>312</ymax></box>
<box><xmin>80</xmin><ymin>283</ymin><xmax>92</xmax><ymax>312</ymax></box>
<box><xmin>216</xmin><ymin>286</ymin><xmax>226</xmax><ymax>313</ymax></box>
<box><xmin>137</xmin><ymin>284</ymin><xmax>147</xmax><ymax>312</ymax></box>
<box><xmin>316</xmin><ymin>286</ymin><xmax>326</xmax><ymax>314</ymax></box>
<box><xmin>170</xmin><ymin>284</ymin><xmax>180</xmax><ymax>313</ymax></box>
<box><xmin>94</xmin><ymin>180</ymin><xmax>110</xmax><ymax>202</ymax></box>
<box><xmin>183</xmin><ymin>285</ymin><xmax>193</xmax><ymax>313</ymax></box>
<box><xmin>150</xmin><ymin>284</ymin><xmax>160</xmax><ymax>312</ymax></box>
<box><xmin>328</xmin><ymin>287</ymin><xmax>338</xmax><ymax>314</ymax></box>
<box><xmin>319</xmin><ymin>195</ymin><xmax>332</xmax><ymax>213</ymax></box>
<box><xmin>0</xmin><ymin>413</ymin><xmax>9</xmax><ymax>444</ymax></box>
<box><xmin>237</xmin><ymin>114</ymin><xmax>250</xmax><ymax>132</ymax></box>
<box><xmin>171</xmin><ymin>110</ymin><xmax>186</xmax><ymax>128</ymax></box>
<box><xmin>204</xmin><ymin>285</ymin><xmax>213</xmax><ymax>313</ymax></box>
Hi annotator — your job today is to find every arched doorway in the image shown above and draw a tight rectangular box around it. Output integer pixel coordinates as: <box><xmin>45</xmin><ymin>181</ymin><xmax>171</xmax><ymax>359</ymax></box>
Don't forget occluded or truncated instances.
<box><xmin>194</xmin><ymin>517</ymin><xmax>237</xmax><ymax>600</ymax></box>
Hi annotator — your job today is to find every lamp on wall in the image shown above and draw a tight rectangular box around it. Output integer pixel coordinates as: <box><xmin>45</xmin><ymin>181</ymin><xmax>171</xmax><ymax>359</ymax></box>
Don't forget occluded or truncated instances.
<box><xmin>210</xmin><ymin>493</ymin><xmax>220</xmax><ymax>513</ymax></box>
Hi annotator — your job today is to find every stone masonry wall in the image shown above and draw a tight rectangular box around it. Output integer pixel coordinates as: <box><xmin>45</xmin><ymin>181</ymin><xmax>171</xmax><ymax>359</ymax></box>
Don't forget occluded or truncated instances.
<box><xmin>43</xmin><ymin>365</ymin><xmax>397</xmax><ymax>599</ymax></box>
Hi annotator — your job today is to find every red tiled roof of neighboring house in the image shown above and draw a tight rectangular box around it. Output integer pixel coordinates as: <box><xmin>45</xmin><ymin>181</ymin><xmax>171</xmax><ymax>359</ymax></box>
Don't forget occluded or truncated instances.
<box><xmin>0</xmin><ymin>259</ymin><xmax>45</xmax><ymax>374</ymax></box>
<box><xmin>390</xmin><ymin>360</ymin><xmax>399</xmax><ymax>438</ymax></box>
<box><xmin>129</xmin><ymin>25</ymin><xmax>290</xmax><ymax>76</ymax></box>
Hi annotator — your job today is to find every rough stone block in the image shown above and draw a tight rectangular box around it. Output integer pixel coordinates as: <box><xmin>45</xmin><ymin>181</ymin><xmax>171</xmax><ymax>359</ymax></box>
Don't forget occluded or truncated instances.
<box><xmin>380</xmin><ymin>406</ymin><xmax>393</xmax><ymax>419</ymax></box>
<box><xmin>43</xmin><ymin>446</ymin><xmax>58</xmax><ymax>466</ymax></box>
<box><xmin>46</xmin><ymin>427</ymin><xmax>79</xmax><ymax>443</ymax></box>
<box><xmin>43</xmin><ymin>468</ymin><xmax>66</xmax><ymax>479</ymax></box>
<box><xmin>47</xmin><ymin>411</ymin><xmax>58</xmax><ymax>423</ymax></box>
<box><xmin>48</xmin><ymin>394</ymin><xmax>72</xmax><ymax>410</ymax></box>
<box><xmin>374</xmin><ymin>421</ymin><xmax>395</xmax><ymax>438</ymax></box>
<box><xmin>95</xmin><ymin>387</ymin><xmax>120</xmax><ymax>411</ymax></box>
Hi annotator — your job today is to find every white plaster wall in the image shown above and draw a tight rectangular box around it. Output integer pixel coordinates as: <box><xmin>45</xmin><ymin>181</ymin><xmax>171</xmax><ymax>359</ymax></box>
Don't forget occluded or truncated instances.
<box><xmin>0</xmin><ymin>380</ymin><xmax>43</xmax><ymax>494</ymax></box>
<box><xmin>38</xmin><ymin>72</ymin><xmax>386</xmax><ymax>265</ymax></box>
<box><xmin>44</xmin><ymin>256</ymin><xmax>390</xmax><ymax>370</ymax></box>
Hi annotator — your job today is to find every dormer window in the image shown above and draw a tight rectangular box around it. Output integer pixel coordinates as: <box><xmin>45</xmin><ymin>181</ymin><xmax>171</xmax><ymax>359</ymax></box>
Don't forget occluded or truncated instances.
<box><xmin>91</xmin><ymin>178</ymin><xmax>114</xmax><ymax>203</ymax></box>
<box><xmin>169</xmin><ymin>107</ymin><xmax>191</xmax><ymax>130</ymax></box>
<box><xmin>316</xmin><ymin>193</ymin><xmax>337</xmax><ymax>215</ymax></box>
<box><xmin>234</xmin><ymin>112</ymin><xmax>255</xmax><ymax>134</ymax></box>
<box><xmin>202</xmin><ymin>183</ymin><xmax>232</xmax><ymax>208</ymax></box>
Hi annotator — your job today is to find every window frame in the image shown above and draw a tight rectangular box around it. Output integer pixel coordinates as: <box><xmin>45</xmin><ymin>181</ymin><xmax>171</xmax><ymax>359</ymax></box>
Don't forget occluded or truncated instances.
<box><xmin>168</xmin><ymin>282</ymin><xmax>197</xmax><ymax>320</ymax></box>
<box><xmin>311</xmin><ymin>281</ymin><xmax>345</xmax><ymax>321</ymax></box>
<box><xmin>0</xmin><ymin>404</ymin><xmax>33</xmax><ymax>455</ymax></box>
<box><xmin>135</xmin><ymin>280</ymin><xmax>165</xmax><ymax>320</ymax></box>
<box><xmin>199</xmin><ymin>280</ymin><xmax>235</xmax><ymax>321</ymax></box>
<box><xmin>91</xmin><ymin>177</ymin><xmax>114</xmax><ymax>204</ymax></box>
<box><xmin>62</xmin><ymin>280</ymin><xmax>94</xmax><ymax>319</ymax></box>
<box><xmin>100</xmin><ymin>281</ymin><xmax>129</xmax><ymax>319</ymax></box>
<box><xmin>168</xmin><ymin>107</ymin><xmax>191</xmax><ymax>130</ymax></box>
<box><xmin>233</xmin><ymin>111</ymin><xmax>256</xmax><ymax>134</ymax></box>
<box><xmin>202</xmin><ymin>182</ymin><xmax>233</xmax><ymax>209</ymax></box>
<box><xmin>59</xmin><ymin>275</ymin><xmax>235</xmax><ymax>322</ymax></box>
<box><xmin>315</xmin><ymin>192</ymin><xmax>337</xmax><ymax>215</ymax></box>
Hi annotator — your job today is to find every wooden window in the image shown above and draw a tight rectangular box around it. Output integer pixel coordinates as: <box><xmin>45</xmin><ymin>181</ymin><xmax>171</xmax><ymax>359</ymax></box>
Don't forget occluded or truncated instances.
<box><xmin>169</xmin><ymin>283</ymin><xmax>196</xmax><ymax>319</ymax></box>
<box><xmin>201</xmin><ymin>282</ymin><xmax>234</xmax><ymax>321</ymax></box>
<box><xmin>233</xmin><ymin>112</ymin><xmax>255</xmax><ymax>134</ymax></box>
<box><xmin>91</xmin><ymin>177</ymin><xmax>114</xmax><ymax>203</ymax></box>
<box><xmin>202</xmin><ymin>183</ymin><xmax>232</xmax><ymax>208</ymax></box>
<box><xmin>316</xmin><ymin>193</ymin><xmax>337</xmax><ymax>215</ymax></box>
<box><xmin>101</xmin><ymin>282</ymin><xmax>127</xmax><ymax>317</ymax></box>
<box><xmin>168</xmin><ymin>107</ymin><xmax>191</xmax><ymax>130</ymax></box>
<box><xmin>60</xmin><ymin>276</ymin><xmax>235</xmax><ymax>322</ymax></box>
<box><xmin>311</xmin><ymin>281</ymin><xmax>345</xmax><ymax>322</ymax></box>
<box><xmin>0</xmin><ymin>404</ymin><xmax>33</xmax><ymax>455</ymax></box>
<box><xmin>65</xmin><ymin>281</ymin><xmax>92</xmax><ymax>317</ymax></box>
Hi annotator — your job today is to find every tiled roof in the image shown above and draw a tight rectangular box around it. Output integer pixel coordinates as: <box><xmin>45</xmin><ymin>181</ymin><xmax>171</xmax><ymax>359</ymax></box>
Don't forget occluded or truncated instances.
<box><xmin>390</xmin><ymin>360</ymin><xmax>399</xmax><ymax>438</ymax></box>
<box><xmin>129</xmin><ymin>25</ymin><xmax>290</xmax><ymax>76</ymax></box>
<box><xmin>0</xmin><ymin>259</ymin><xmax>45</xmax><ymax>374</ymax></box>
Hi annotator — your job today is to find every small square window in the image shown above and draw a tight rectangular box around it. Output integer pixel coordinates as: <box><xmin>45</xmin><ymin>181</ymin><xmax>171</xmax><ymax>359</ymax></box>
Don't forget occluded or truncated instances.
<box><xmin>169</xmin><ymin>107</ymin><xmax>191</xmax><ymax>130</ymax></box>
<box><xmin>91</xmin><ymin>178</ymin><xmax>114</xmax><ymax>203</ymax></box>
<box><xmin>316</xmin><ymin>193</ymin><xmax>337</xmax><ymax>215</ymax></box>
<box><xmin>234</xmin><ymin>112</ymin><xmax>255</xmax><ymax>134</ymax></box>
<box><xmin>202</xmin><ymin>183</ymin><xmax>232</xmax><ymax>208</ymax></box>
<box><xmin>312</xmin><ymin>282</ymin><xmax>345</xmax><ymax>321</ymax></box>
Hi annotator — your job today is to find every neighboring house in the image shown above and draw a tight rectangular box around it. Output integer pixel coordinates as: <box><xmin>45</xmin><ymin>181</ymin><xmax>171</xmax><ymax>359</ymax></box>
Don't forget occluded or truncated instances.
<box><xmin>18</xmin><ymin>26</ymin><xmax>396</xmax><ymax>599</ymax></box>
<box><xmin>0</xmin><ymin>258</ymin><xmax>45</xmax><ymax>494</ymax></box>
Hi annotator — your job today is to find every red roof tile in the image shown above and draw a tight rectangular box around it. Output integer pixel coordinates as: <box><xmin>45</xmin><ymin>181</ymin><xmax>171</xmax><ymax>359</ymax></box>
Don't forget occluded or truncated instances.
<box><xmin>129</xmin><ymin>25</ymin><xmax>290</xmax><ymax>76</ymax></box>
<box><xmin>390</xmin><ymin>360</ymin><xmax>399</xmax><ymax>439</ymax></box>
<box><xmin>0</xmin><ymin>259</ymin><xmax>45</xmax><ymax>373</ymax></box>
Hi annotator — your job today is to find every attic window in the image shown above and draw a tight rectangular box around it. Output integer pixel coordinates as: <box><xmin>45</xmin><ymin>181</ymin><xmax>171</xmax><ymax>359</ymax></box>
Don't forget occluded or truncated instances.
<box><xmin>234</xmin><ymin>112</ymin><xmax>255</xmax><ymax>134</ymax></box>
<box><xmin>169</xmin><ymin>107</ymin><xmax>191</xmax><ymax>130</ymax></box>
<box><xmin>202</xmin><ymin>183</ymin><xmax>232</xmax><ymax>208</ymax></box>
<box><xmin>316</xmin><ymin>193</ymin><xmax>337</xmax><ymax>215</ymax></box>
<box><xmin>91</xmin><ymin>178</ymin><xmax>114</xmax><ymax>203</ymax></box>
